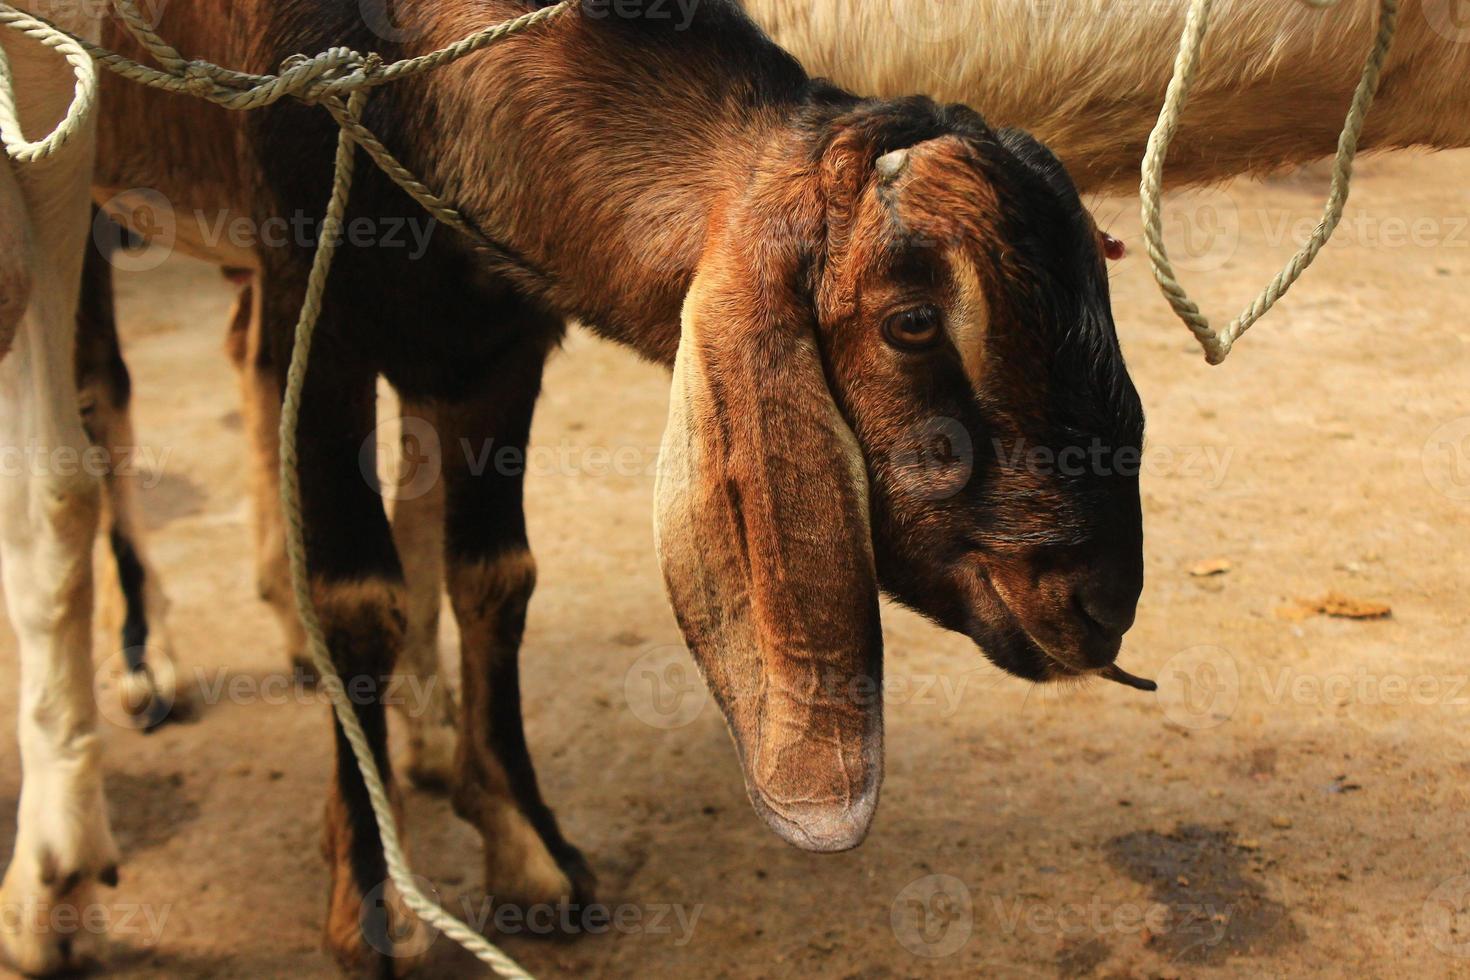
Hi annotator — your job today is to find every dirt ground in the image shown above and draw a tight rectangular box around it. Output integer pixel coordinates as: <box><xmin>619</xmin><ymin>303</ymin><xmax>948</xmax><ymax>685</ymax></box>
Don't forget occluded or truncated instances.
<box><xmin>2</xmin><ymin>149</ymin><xmax>1469</xmax><ymax>979</ymax></box>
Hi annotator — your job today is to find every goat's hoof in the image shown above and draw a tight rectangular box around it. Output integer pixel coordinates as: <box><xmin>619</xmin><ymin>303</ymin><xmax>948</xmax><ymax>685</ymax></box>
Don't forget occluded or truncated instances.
<box><xmin>481</xmin><ymin>854</ymin><xmax>599</xmax><ymax>941</ymax></box>
<box><xmin>484</xmin><ymin>822</ymin><xmax>599</xmax><ymax>927</ymax></box>
<box><xmin>557</xmin><ymin>843</ymin><xmax>598</xmax><ymax>910</ymax></box>
<box><xmin>0</xmin><ymin>866</ymin><xmax>115</xmax><ymax>975</ymax></box>
<box><xmin>116</xmin><ymin>662</ymin><xmax>177</xmax><ymax>732</ymax></box>
<box><xmin>94</xmin><ymin>636</ymin><xmax>179</xmax><ymax>731</ymax></box>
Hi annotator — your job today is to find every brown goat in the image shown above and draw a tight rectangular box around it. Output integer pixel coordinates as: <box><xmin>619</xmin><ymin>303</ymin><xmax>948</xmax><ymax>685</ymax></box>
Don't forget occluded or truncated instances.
<box><xmin>88</xmin><ymin>0</ymin><xmax>1144</xmax><ymax>971</ymax></box>
<box><xmin>99</xmin><ymin>0</ymin><xmax>1470</xmax><ymax>721</ymax></box>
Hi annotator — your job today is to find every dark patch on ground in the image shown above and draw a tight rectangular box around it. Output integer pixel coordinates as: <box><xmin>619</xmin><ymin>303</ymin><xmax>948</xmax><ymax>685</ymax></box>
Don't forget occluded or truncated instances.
<box><xmin>1106</xmin><ymin>824</ymin><xmax>1302</xmax><ymax>965</ymax></box>
<box><xmin>1247</xmin><ymin>747</ymin><xmax>1278</xmax><ymax>778</ymax></box>
<box><xmin>1055</xmin><ymin>936</ymin><xmax>1111</xmax><ymax>976</ymax></box>
<box><xmin>104</xmin><ymin>770</ymin><xmax>202</xmax><ymax>855</ymax></box>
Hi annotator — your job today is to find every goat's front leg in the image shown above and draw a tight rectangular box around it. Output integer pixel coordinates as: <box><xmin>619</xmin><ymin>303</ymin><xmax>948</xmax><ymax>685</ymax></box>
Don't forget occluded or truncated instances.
<box><xmin>76</xmin><ymin>225</ymin><xmax>177</xmax><ymax>730</ymax></box>
<box><xmin>437</xmin><ymin>333</ymin><xmax>595</xmax><ymax>913</ymax></box>
<box><xmin>0</xmin><ymin>72</ymin><xmax>117</xmax><ymax>976</ymax></box>
<box><xmin>281</xmin><ymin>345</ymin><xmax>432</xmax><ymax>975</ymax></box>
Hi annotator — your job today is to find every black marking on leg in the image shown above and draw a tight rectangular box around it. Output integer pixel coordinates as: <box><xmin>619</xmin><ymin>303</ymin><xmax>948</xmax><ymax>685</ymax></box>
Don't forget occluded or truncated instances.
<box><xmin>335</xmin><ymin>693</ymin><xmax>396</xmax><ymax>974</ymax></box>
<box><xmin>110</xmin><ymin>526</ymin><xmax>150</xmax><ymax>664</ymax></box>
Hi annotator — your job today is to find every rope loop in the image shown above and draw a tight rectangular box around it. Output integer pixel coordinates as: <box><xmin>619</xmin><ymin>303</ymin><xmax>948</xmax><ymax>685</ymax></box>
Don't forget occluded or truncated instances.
<box><xmin>0</xmin><ymin>8</ymin><xmax>97</xmax><ymax>162</ymax></box>
<box><xmin>1140</xmin><ymin>0</ymin><xmax>1400</xmax><ymax>364</ymax></box>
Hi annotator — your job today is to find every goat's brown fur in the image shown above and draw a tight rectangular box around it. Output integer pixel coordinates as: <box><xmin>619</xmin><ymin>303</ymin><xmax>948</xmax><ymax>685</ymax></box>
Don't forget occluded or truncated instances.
<box><xmin>93</xmin><ymin>1</ymin><xmax>1145</xmax><ymax>969</ymax></box>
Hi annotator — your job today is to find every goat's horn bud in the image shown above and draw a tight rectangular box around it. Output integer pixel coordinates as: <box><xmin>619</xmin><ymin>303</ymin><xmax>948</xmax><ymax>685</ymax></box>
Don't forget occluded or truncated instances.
<box><xmin>875</xmin><ymin>149</ymin><xmax>910</xmax><ymax>184</ymax></box>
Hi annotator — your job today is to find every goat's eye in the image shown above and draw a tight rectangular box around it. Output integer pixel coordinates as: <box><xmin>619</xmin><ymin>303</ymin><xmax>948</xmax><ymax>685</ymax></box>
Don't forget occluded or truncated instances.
<box><xmin>882</xmin><ymin>305</ymin><xmax>943</xmax><ymax>351</ymax></box>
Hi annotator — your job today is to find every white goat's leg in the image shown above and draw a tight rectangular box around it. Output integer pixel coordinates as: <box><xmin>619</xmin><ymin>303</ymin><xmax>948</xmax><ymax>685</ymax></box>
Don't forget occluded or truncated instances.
<box><xmin>0</xmin><ymin>24</ymin><xmax>116</xmax><ymax>980</ymax></box>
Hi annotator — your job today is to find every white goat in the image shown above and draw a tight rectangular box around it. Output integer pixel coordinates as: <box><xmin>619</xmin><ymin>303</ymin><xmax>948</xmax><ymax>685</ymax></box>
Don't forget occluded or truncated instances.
<box><xmin>749</xmin><ymin>0</ymin><xmax>1470</xmax><ymax>191</ymax></box>
<box><xmin>0</xmin><ymin>4</ymin><xmax>120</xmax><ymax>974</ymax></box>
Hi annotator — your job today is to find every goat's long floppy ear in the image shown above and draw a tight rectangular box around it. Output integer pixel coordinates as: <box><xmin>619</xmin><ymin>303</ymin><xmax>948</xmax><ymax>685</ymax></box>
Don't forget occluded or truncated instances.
<box><xmin>654</xmin><ymin>195</ymin><xmax>884</xmax><ymax>853</ymax></box>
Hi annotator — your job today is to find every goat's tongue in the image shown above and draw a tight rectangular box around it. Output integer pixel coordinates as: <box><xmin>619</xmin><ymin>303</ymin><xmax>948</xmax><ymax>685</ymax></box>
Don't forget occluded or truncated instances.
<box><xmin>1100</xmin><ymin>663</ymin><xmax>1157</xmax><ymax>692</ymax></box>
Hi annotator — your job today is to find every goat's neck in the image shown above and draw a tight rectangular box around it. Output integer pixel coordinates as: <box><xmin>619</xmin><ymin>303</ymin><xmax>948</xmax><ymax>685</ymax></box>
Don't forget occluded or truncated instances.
<box><xmin>416</xmin><ymin>14</ymin><xmax>822</xmax><ymax>364</ymax></box>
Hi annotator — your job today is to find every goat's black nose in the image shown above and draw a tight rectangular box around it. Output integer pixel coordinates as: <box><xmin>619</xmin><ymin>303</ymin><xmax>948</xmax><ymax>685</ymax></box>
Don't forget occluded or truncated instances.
<box><xmin>1072</xmin><ymin>576</ymin><xmax>1140</xmax><ymax>669</ymax></box>
<box><xmin>1078</xmin><ymin>584</ymin><xmax>1137</xmax><ymax>638</ymax></box>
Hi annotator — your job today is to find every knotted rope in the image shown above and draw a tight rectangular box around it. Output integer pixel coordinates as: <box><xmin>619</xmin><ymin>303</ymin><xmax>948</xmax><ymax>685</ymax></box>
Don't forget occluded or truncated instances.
<box><xmin>0</xmin><ymin>0</ymin><xmax>581</xmax><ymax>975</ymax></box>
<box><xmin>1140</xmin><ymin>0</ymin><xmax>1400</xmax><ymax>364</ymax></box>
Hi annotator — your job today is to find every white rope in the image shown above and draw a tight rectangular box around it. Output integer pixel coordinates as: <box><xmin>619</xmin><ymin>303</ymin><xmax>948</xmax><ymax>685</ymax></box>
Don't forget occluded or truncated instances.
<box><xmin>0</xmin><ymin>8</ymin><xmax>96</xmax><ymax>162</ymax></box>
<box><xmin>277</xmin><ymin>90</ymin><xmax>534</xmax><ymax>979</ymax></box>
<box><xmin>1140</xmin><ymin>0</ymin><xmax>1400</xmax><ymax>364</ymax></box>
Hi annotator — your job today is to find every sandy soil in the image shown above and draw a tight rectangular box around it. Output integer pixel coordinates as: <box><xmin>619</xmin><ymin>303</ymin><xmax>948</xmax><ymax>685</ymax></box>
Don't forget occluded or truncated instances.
<box><xmin>2</xmin><ymin>150</ymin><xmax>1469</xmax><ymax>979</ymax></box>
